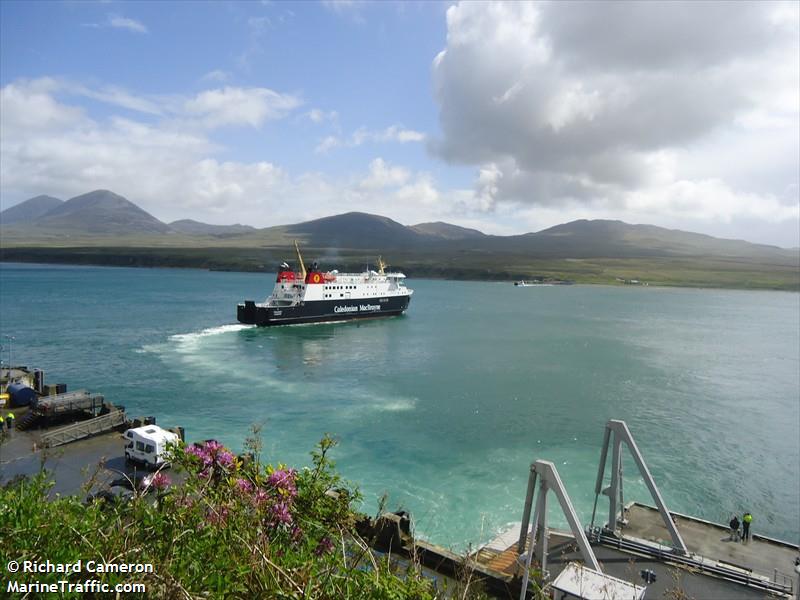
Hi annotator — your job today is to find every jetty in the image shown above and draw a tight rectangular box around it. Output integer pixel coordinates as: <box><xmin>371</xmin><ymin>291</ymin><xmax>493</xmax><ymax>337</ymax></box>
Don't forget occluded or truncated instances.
<box><xmin>468</xmin><ymin>419</ymin><xmax>799</xmax><ymax>599</ymax></box>
<box><xmin>0</xmin><ymin>364</ymin><xmax>181</xmax><ymax>497</ymax></box>
<box><xmin>362</xmin><ymin>420</ymin><xmax>798</xmax><ymax>599</ymax></box>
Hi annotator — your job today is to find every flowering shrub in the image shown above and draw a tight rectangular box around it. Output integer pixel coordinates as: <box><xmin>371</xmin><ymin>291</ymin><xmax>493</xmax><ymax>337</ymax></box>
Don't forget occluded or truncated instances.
<box><xmin>148</xmin><ymin>471</ymin><xmax>171</xmax><ymax>491</ymax></box>
<box><xmin>0</xmin><ymin>435</ymin><xmax>447</xmax><ymax>599</ymax></box>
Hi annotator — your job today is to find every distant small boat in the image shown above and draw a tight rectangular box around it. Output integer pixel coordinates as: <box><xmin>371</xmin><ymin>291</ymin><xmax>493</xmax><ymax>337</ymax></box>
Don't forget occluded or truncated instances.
<box><xmin>514</xmin><ymin>280</ymin><xmax>553</xmax><ymax>287</ymax></box>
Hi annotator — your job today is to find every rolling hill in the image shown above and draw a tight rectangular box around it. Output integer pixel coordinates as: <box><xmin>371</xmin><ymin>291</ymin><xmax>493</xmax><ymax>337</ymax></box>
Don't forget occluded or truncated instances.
<box><xmin>1</xmin><ymin>189</ymin><xmax>797</xmax><ymax>289</ymax></box>
<box><xmin>24</xmin><ymin>190</ymin><xmax>171</xmax><ymax>235</ymax></box>
<box><xmin>283</xmin><ymin>212</ymin><xmax>424</xmax><ymax>248</ymax></box>
<box><xmin>169</xmin><ymin>219</ymin><xmax>256</xmax><ymax>236</ymax></box>
<box><xmin>410</xmin><ymin>221</ymin><xmax>486</xmax><ymax>240</ymax></box>
<box><xmin>0</xmin><ymin>195</ymin><xmax>63</xmax><ymax>224</ymax></box>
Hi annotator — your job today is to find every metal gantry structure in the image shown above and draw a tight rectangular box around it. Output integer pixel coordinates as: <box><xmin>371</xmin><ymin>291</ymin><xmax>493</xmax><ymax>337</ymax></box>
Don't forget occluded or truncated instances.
<box><xmin>591</xmin><ymin>419</ymin><xmax>688</xmax><ymax>555</ymax></box>
<box><xmin>515</xmin><ymin>419</ymin><xmax>690</xmax><ymax>600</ymax></box>
<box><xmin>516</xmin><ymin>459</ymin><xmax>601</xmax><ymax>598</ymax></box>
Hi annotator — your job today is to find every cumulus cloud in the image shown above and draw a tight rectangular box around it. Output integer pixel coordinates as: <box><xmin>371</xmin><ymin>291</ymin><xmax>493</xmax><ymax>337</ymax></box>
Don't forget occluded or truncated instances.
<box><xmin>2</xmin><ymin>79</ymin><xmax>301</xmax><ymax>131</ymax></box>
<box><xmin>316</xmin><ymin>124</ymin><xmax>425</xmax><ymax>153</ymax></box>
<box><xmin>184</xmin><ymin>86</ymin><xmax>302</xmax><ymax>129</ymax></box>
<box><xmin>0</xmin><ymin>79</ymin><xmax>460</xmax><ymax>228</ymax></box>
<box><xmin>359</xmin><ymin>158</ymin><xmax>410</xmax><ymax>190</ymax></box>
<box><xmin>432</xmin><ymin>1</ymin><xmax>799</xmax><ymax>237</ymax></box>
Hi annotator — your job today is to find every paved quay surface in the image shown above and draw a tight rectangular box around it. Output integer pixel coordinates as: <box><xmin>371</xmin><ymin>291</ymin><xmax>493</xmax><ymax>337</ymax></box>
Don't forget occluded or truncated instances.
<box><xmin>0</xmin><ymin>426</ymin><xmax>134</xmax><ymax>496</ymax></box>
<box><xmin>0</xmin><ymin>412</ymin><xmax>181</xmax><ymax>498</ymax></box>
<box><xmin>476</xmin><ymin>526</ymin><xmax>798</xmax><ymax>599</ymax></box>
<box><xmin>624</xmin><ymin>502</ymin><xmax>799</xmax><ymax>585</ymax></box>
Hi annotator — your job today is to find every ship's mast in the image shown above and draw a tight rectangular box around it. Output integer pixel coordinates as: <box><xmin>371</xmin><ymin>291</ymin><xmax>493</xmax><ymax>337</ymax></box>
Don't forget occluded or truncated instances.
<box><xmin>293</xmin><ymin>240</ymin><xmax>307</xmax><ymax>281</ymax></box>
<box><xmin>377</xmin><ymin>256</ymin><xmax>386</xmax><ymax>275</ymax></box>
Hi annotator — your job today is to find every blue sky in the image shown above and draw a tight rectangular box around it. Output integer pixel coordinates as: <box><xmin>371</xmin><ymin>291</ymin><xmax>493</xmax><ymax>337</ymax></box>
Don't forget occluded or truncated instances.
<box><xmin>1</xmin><ymin>1</ymin><xmax>798</xmax><ymax>246</ymax></box>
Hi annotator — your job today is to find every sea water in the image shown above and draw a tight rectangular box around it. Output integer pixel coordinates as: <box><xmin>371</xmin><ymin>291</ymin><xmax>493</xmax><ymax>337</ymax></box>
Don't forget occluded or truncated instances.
<box><xmin>1</xmin><ymin>262</ymin><xmax>797</xmax><ymax>548</ymax></box>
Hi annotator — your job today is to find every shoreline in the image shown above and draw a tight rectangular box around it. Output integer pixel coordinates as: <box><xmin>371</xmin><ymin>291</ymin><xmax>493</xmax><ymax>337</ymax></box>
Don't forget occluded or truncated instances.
<box><xmin>2</xmin><ymin>256</ymin><xmax>798</xmax><ymax>292</ymax></box>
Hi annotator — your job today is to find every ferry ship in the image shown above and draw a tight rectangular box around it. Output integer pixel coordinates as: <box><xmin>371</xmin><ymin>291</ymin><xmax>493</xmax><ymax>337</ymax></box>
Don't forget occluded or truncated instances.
<box><xmin>237</xmin><ymin>242</ymin><xmax>413</xmax><ymax>326</ymax></box>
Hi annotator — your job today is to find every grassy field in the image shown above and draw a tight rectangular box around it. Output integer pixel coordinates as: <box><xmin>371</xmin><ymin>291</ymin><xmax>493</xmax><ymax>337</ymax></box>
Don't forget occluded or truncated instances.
<box><xmin>2</xmin><ymin>244</ymin><xmax>798</xmax><ymax>290</ymax></box>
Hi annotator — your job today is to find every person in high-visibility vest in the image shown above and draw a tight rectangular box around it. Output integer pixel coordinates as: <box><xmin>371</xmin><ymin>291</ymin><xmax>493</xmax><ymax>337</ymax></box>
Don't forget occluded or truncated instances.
<box><xmin>742</xmin><ymin>512</ymin><xmax>753</xmax><ymax>541</ymax></box>
<box><xmin>6</xmin><ymin>411</ymin><xmax>14</xmax><ymax>431</ymax></box>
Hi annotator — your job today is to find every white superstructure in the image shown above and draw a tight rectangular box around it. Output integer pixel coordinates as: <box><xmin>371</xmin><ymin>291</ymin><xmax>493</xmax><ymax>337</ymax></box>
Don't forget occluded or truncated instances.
<box><xmin>268</xmin><ymin>268</ymin><xmax>412</xmax><ymax>307</ymax></box>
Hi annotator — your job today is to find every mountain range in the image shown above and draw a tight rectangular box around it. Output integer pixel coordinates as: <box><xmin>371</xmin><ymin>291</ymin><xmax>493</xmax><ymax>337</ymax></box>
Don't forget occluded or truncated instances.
<box><xmin>1</xmin><ymin>189</ymin><xmax>795</xmax><ymax>263</ymax></box>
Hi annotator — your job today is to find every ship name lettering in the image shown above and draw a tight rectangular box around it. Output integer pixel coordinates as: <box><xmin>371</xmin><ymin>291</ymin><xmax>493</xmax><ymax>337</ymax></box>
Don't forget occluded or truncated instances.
<box><xmin>333</xmin><ymin>304</ymin><xmax>381</xmax><ymax>313</ymax></box>
<box><xmin>334</xmin><ymin>305</ymin><xmax>359</xmax><ymax>313</ymax></box>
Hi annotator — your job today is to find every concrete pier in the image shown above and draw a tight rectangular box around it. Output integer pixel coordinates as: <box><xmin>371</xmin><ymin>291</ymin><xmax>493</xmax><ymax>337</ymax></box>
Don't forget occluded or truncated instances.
<box><xmin>1</xmin><ymin>426</ymin><xmax>135</xmax><ymax>497</ymax></box>
<box><xmin>475</xmin><ymin>507</ymin><xmax>799</xmax><ymax>600</ymax></box>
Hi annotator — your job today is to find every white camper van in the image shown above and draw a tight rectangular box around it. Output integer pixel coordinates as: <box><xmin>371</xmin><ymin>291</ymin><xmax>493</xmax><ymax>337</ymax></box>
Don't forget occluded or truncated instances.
<box><xmin>124</xmin><ymin>425</ymin><xmax>179</xmax><ymax>467</ymax></box>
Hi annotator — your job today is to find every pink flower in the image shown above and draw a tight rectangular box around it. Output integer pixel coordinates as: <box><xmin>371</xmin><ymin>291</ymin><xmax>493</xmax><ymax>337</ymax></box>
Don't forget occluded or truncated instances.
<box><xmin>236</xmin><ymin>478</ymin><xmax>254</xmax><ymax>494</ymax></box>
<box><xmin>185</xmin><ymin>444</ymin><xmax>212</xmax><ymax>468</ymax></box>
<box><xmin>267</xmin><ymin>469</ymin><xmax>297</xmax><ymax>497</ymax></box>
<box><xmin>205</xmin><ymin>440</ymin><xmax>223</xmax><ymax>452</ymax></box>
<box><xmin>185</xmin><ymin>441</ymin><xmax>235</xmax><ymax>475</ymax></box>
<box><xmin>252</xmin><ymin>488</ymin><xmax>269</xmax><ymax>508</ymax></box>
<box><xmin>216</xmin><ymin>450</ymin><xmax>235</xmax><ymax>468</ymax></box>
<box><xmin>270</xmin><ymin>501</ymin><xmax>293</xmax><ymax>526</ymax></box>
<box><xmin>151</xmin><ymin>472</ymin><xmax>171</xmax><ymax>491</ymax></box>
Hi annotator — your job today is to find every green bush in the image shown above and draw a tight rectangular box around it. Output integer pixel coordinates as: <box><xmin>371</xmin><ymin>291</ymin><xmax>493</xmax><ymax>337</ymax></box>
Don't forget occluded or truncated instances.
<box><xmin>0</xmin><ymin>436</ymin><xmax>439</xmax><ymax>599</ymax></box>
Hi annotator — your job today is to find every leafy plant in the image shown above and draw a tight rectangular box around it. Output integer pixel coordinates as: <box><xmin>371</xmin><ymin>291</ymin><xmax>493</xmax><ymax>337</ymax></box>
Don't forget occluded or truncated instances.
<box><xmin>0</xmin><ymin>437</ymin><xmax>445</xmax><ymax>599</ymax></box>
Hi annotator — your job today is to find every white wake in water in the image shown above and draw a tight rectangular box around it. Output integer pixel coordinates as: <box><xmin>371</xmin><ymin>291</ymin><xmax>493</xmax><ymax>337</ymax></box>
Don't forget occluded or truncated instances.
<box><xmin>169</xmin><ymin>323</ymin><xmax>255</xmax><ymax>343</ymax></box>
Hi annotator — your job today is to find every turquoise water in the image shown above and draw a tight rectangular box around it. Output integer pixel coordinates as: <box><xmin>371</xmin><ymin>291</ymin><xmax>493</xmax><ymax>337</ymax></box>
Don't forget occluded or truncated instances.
<box><xmin>1</xmin><ymin>262</ymin><xmax>798</xmax><ymax>548</ymax></box>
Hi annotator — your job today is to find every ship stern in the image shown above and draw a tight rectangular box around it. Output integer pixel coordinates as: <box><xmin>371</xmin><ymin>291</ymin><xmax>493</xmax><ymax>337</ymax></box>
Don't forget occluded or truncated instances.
<box><xmin>237</xmin><ymin>301</ymin><xmax>269</xmax><ymax>325</ymax></box>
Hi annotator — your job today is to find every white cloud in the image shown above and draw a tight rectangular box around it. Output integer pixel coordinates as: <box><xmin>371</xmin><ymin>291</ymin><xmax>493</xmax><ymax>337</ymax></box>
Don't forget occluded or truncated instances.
<box><xmin>307</xmin><ymin>108</ymin><xmax>339</xmax><ymax>124</ymax></box>
<box><xmin>108</xmin><ymin>15</ymin><xmax>148</xmax><ymax>34</ymax></box>
<box><xmin>396</xmin><ymin>176</ymin><xmax>439</xmax><ymax>206</ymax></box>
<box><xmin>432</xmin><ymin>1</ymin><xmax>799</xmax><ymax>243</ymax></box>
<box><xmin>2</xmin><ymin>55</ymin><xmax>797</xmax><ymax>246</ymax></box>
<box><xmin>317</xmin><ymin>124</ymin><xmax>425</xmax><ymax>153</ymax></box>
<box><xmin>183</xmin><ymin>86</ymin><xmax>302</xmax><ymax>129</ymax></box>
<box><xmin>67</xmin><ymin>83</ymin><xmax>163</xmax><ymax>115</ymax></box>
<box><xmin>1</xmin><ymin>78</ymin><xmax>299</xmax><ymax>131</ymax></box>
<box><xmin>353</xmin><ymin>125</ymin><xmax>426</xmax><ymax>145</ymax></box>
<box><xmin>0</xmin><ymin>79</ymin><xmax>456</xmax><ymax>227</ymax></box>
<box><xmin>0</xmin><ymin>78</ymin><xmax>84</xmax><ymax>135</ymax></box>
<box><xmin>624</xmin><ymin>179</ymin><xmax>798</xmax><ymax>224</ymax></box>
<box><xmin>315</xmin><ymin>136</ymin><xmax>340</xmax><ymax>154</ymax></box>
<box><xmin>359</xmin><ymin>158</ymin><xmax>410</xmax><ymax>190</ymax></box>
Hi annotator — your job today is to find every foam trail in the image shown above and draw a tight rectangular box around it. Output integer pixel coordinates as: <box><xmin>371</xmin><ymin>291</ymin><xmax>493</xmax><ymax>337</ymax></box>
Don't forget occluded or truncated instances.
<box><xmin>169</xmin><ymin>323</ymin><xmax>254</xmax><ymax>343</ymax></box>
<box><xmin>375</xmin><ymin>398</ymin><xmax>417</xmax><ymax>412</ymax></box>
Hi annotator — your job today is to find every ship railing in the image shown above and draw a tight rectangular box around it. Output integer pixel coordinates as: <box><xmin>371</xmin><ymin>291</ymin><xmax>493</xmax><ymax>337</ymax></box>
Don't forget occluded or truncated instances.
<box><xmin>773</xmin><ymin>569</ymin><xmax>794</xmax><ymax>593</ymax></box>
<box><xmin>593</xmin><ymin>529</ymin><xmax>794</xmax><ymax>596</ymax></box>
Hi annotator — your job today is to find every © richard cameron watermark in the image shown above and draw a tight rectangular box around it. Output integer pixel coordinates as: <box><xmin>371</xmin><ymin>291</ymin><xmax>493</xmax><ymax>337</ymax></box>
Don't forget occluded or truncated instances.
<box><xmin>5</xmin><ymin>559</ymin><xmax>149</xmax><ymax>594</ymax></box>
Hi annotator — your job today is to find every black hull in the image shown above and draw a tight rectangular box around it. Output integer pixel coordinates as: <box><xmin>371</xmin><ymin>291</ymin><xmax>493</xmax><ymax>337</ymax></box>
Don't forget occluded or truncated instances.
<box><xmin>237</xmin><ymin>296</ymin><xmax>411</xmax><ymax>326</ymax></box>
